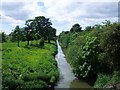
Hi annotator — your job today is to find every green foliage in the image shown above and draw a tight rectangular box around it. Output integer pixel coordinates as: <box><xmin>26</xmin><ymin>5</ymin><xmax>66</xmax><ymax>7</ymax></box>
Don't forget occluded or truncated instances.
<box><xmin>99</xmin><ymin>23</ymin><xmax>120</xmax><ymax>71</ymax></box>
<box><xmin>2</xmin><ymin>41</ymin><xmax>59</xmax><ymax>89</ymax></box>
<box><xmin>94</xmin><ymin>73</ymin><xmax>111</xmax><ymax>88</ymax></box>
<box><xmin>45</xmin><ymin>26</ymin><xmax>56</xmax><ymax>43</ymax></box>
<box><xmin>94</xmin><ymin>71</ymin><xmax>120</xmax><ymax>88</ymax></box>
<box><xmin>50</xmin><ymin>76</ymin><xmax>56</xmax><ymax>84</ymax></box>
<box><xmin>59</xmin><ymin>31</ymin><xmax>71</xmax><ymax>48</ymax></box>
<box><xmin>39</xmin><ymin>37</ymin><xmax>44</xmax><ymax>47</ymax></box>
<box><xmin>59</xmin><ymin>21</ymin><xmax>120</xmax><ymax>87</ymax></box>
<box><xmin>0</xmin><ymin>32</ymin><xmax>7</xmax><ymax>43</ymax></box>
<box><xmin>10</xmin><ymin>25</ymin><xmax>24</xmax><ymax>47</ymax></box>
<box><xmin>70</xmin><ymin>23</ymin><xmax>82</xmax><ymax>32</ymax></box>
<box><xmin>108</xmin><ymin>71</ymin><xmax>120</xmax><ymax>85</ymax></box>
<box><xmin>60</xmin><ymin>29</ymin><xmax>99</xmax><ymax>78</ymax></box>
<box><xmin>70</xmin><ymin>36</ymin><xmax>98</xmax><ymax>78</ymax></box>
<box><xmin>9</xmin><ymin>16</ymin><xmax>56</xmax><ymax>47</ymax></box>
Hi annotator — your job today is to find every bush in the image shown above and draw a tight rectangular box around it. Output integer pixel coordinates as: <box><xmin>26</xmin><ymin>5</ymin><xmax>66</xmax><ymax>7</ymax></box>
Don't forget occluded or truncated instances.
<box><xmin>99</xmin><ymin>23</ymin><xmax>120</xmax><ymax>71</ymax></box>
<box><xmin>59</xmin><ymin>22</ymin><xmax>120</xmax><ymax>87</ymax></box>
<box><xmin>24</xmin><ymin>80</ymin><xmax>47</xmax><ymax>89</ymax></box>
<box><xmin>39</xmin><ymin>37</ymin><xmax>44</xmax><ymax>47</ymax></box>
<box><xmin>94</xmin><ymin>73</ymin><xmax>111</xmax><ymax>88</ymax></box>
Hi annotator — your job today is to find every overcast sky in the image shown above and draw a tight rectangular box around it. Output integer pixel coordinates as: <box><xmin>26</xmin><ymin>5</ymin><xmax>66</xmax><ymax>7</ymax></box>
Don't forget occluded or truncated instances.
<box><xmin>0</xmin><ymin>0</ymin><xmax>119</xmax><ymax>35</ymax></box>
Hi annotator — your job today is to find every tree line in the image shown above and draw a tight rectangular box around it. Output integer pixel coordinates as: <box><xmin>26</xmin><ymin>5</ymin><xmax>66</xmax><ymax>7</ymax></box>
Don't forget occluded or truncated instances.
<box><xmin>1</xmin><ymin>16</ymin><xmax>56</xmax><ymax>47</ymax></box>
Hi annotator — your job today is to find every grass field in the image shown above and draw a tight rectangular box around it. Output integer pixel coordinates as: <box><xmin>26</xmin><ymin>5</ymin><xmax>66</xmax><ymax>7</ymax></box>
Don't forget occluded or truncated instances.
<box><xmin>2</xmin><ymin>41</ymin><xmax>59</xmax><ymax>89</ymax></box>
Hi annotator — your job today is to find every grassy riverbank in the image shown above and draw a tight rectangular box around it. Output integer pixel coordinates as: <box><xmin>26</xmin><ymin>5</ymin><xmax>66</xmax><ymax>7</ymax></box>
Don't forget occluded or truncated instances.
<box><xmin>2</xmin><ymin>41</ymin><xmax>59</xmax><ymax>89</ymax></box>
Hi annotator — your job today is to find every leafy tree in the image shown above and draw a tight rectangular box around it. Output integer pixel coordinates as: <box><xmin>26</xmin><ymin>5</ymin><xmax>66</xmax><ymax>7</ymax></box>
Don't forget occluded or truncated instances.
<box><xmin>24</xmin><ymin>19</ymin><xmax>35</xmax><ymax>45</ymax></box>
<box><xmin>102</xmin><ymin>20</ymin><xmax>111</xmax><ymax>26</ymax></box>
<box><xmin>99</xmin><ymin>23</ymin><xmax>120</xmax><ymax>71</ymax></box>
<box><xmin>25</xmin><ymin>16</ymin><xmax>55</xmax><ymax>46</ymax></box>
<box><xmin>34</xmin><ymin>16</ymin><xmax>52</xmax><ymax>38</ymax></box>
<box><xmin>85</xmin><ymin>26</ymin><xmax>93</xmax><ymax>31</ymax></box>
<box><xmin>0</xmin><ymin>32</ymin><xmax>7</xmax><ymax>43</ymax></box>
<box><xmin>10</xmin><ymin>16</ymin><xmax>56</xmax><ymax>47</ymax></box>
<box><xmin>70</xmin><ymin>23</ymin><xmax>82</xmax><ymax>32</ymax></box>
<box><xmin>34</xmin><ymin>33</ymin><xmax>41</xmax><ymax>45</ymax></box>
<box><xmin>45</xmin><ymin>26</ymin><xmax>56</xmax><ymax>43</ymax></box>
<box><xmin>12</xmin><ymin>25</ymin><xmax>23</xmax><ymax>47</ymax></box>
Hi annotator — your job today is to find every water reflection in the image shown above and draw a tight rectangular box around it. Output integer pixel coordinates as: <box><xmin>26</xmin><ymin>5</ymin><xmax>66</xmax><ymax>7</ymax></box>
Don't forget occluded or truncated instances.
<box><xmin>70</xmin><ymin>78</ymin><xmax>91</xmax><ymax>88</ymax></box>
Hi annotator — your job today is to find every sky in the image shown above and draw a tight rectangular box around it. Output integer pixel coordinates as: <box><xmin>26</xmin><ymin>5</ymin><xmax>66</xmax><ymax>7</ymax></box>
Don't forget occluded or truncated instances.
<box><xmin>0</xmin><ymin>0</ymin><xmax>119</xmax><ymax>35</ymax></box>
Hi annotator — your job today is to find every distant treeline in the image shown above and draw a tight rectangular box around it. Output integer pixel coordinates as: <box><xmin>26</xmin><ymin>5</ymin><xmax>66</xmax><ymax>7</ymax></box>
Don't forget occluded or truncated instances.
<box><xmin>1</xmin><ymin>16</ymin><xmax>56</xmax><ymax>47</ymax></box>
<box><xmin>59</xmin><ymin>20</ymin><xmax>120</xmax><ymax>88</ymax></box>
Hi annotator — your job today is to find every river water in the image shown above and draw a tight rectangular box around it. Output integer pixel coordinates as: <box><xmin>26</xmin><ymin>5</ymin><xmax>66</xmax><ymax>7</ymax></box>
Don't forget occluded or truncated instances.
<box><xmin>55</xmin><ymin>41</ymin><xmax>92</xmax><ymax>88</ymax></box>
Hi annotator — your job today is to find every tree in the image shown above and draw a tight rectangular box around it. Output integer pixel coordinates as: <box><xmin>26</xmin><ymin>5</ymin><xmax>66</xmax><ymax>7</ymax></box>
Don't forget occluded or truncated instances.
<box><xmin>102</xmin><ymin>20</ymin><xmax>111</xmax><ymax>26</ymax></box>
<box><xmin>50</xmin><ymin>27</ymin><xmax>56</xmax><ymax>41</ymax></box>
<box><xmin>10</xmin><ymin>16</ymin><xmax>56</xmax><ymax>47</ymax></box>
<box><xmin>34</xmin><ymin>16</ymin><xmax>52</xmax><ymax>38</ymax></box>
<box><xmin>24</xmin><ymin>19</ymin><xmax>35</xmax><ymax>45</ymax></box>
<box><xmin>24</xmin><ymin>16</ymin><xmax>53</xmax><ymax>46</ymax></box>
<box><xmin>99</xmin><ymin>23</ymin><xmax>120</xmax><ymax>71</ymax></box>
<box><xmin>34</xmin><ymin>33</ymin><xmax>41</xmax><ymax>45</ymax></box>
<box><xmin>12</xmin><ymin>25</ymin><xmax>23</xmax><ymax>47</ymax></box>
<box><xmin>45</xmin><ymin>26</ymin><xmax>56</xmax><ymax>43</ymax></box>
<box><xmin>0</xmin><ymin>32</ymin><xmax>7</xmax><ymax>43</ymax></box>
<box><xmin>85</xmin><ymin>26</ymin><xmax>94</xmax><ymax>31</ymax></box>
<box><xmin>70</xmin><ymin>23</ymin><xmax>82</xmax><ymax>32</ymax></box>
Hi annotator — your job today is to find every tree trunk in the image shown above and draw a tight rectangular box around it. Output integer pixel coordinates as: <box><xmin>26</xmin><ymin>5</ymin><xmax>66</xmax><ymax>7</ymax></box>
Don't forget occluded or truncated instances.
<box><xmin>31</xmin><ymin>40</ymin><xmax>33</xmax><ymax>45</ymax></box>
<box><xmin>48</xmin><ymin>37</ymin><xmax>50</xmax><ymax>43</ymax></box>
<box><xmin>18</xmin><ymin>40</ymin><xmax>19</xmax><ymax>47</ymax></box>
<box><xmin>27</xmin><ymin>40</ymin><xmax>29</xmax><ymax>45</ymax></box>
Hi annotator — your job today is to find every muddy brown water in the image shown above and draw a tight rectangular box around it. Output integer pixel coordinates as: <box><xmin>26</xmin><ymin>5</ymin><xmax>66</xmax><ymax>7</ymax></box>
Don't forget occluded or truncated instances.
<box><xmin>55</xmin><ymin>41</ymin><xmax>92</xmax><ymax>88</ymax></box>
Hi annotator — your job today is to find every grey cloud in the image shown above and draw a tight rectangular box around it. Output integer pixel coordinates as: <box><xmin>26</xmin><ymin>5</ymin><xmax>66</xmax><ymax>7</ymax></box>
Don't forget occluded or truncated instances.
<box><xmin>53</xmin><ymin>2</ymin><xmax>117</xmax><ymax>19</ymax></box>
<box><xmin>37</xmin><ymin>2</ymin><xmax>47</xmax><ymax>13</ymax></box>
<box><xmin>67</xmin><ymin>2</ymin><xmax>118</xmax><ymax>19</ymax></box>
<box><xmin>2</xmin><ymin>2</ymin><xmax>25</xmax><ymax>11</ymax></box>
<box><xmin>2</xmin><ymin>2</ymin><xmax>29</xmax><ymax>20</ymax></box>
<box><xmin>37</xmin><ymin>2</ymin><xmax>44</xmax><ymax>6</ymax></box>
<box><xmin>84</xmin><ymin>2</ymin><xmax>118</xmax><ymax>18</ymax></box>
<box><xmin>4</xmin><ymin>9</ymin><xmax>29</xmax><ymax>20</ymax></box>
<box><xmin>52</xmin><ymin>20</ymin><xmax>69</xmax><ymax>27</ymax></box>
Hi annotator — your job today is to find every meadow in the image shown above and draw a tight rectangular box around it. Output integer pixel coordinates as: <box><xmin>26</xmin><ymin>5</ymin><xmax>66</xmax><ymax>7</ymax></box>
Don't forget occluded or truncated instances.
<box><xmin>2</xmin><ymin>41</ymin><xmax>59</xmax><ymax>89</ymax></box>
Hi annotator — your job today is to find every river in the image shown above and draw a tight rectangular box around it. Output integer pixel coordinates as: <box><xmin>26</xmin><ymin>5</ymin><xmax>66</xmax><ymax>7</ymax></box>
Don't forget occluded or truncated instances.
<box><xmin>55</xmin><ymin>41</ymin><xmax>92</xmax><ymax>88</ymax></box>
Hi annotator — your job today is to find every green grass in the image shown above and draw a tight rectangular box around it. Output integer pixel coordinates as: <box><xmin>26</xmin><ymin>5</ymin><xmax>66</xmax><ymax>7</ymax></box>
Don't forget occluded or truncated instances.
<box><xmin>2</xmin><ymin>41</ymin><xmax>59</xmax><ymax>89</ymax></box>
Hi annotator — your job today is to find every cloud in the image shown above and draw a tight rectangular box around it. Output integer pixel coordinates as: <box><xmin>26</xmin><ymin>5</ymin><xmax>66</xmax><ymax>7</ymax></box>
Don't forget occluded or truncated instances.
<box><xmin>41</xmin><ymin>1</ymin><xmax>118</xmax><ymax>34</ymax></box>
<box><xmin>1</xmin><ymin>0</ymin><xmax>119</xmax><ymax>35</ymax></box>
<box><xmin>1</xmin><ymin>15</ymin><xmax>24</xmax><ymax>25</ymax></box>
<box><xmin>85</xmin><ymin>2</ymin><xmax>118</xmax><ymax>18</ymax></box>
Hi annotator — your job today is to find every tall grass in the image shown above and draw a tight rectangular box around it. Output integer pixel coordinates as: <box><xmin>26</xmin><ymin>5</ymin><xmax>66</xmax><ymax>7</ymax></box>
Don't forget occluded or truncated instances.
<box><xmin>2</xmin><ymin>41</ymin><xmax>59</xmax><ymax>89</ymax></box>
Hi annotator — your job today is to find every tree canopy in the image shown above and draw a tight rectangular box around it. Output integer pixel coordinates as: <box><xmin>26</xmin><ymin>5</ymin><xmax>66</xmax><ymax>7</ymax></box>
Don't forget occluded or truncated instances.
<box><xmin>70</xmin><ymin>23</ymin><xmax>82</xmax><ymax>32</ymax></box>
<box><xmin>9</xmin><ymin>16</ymin><xmax>56</xmax><ymax>47</ymax></box>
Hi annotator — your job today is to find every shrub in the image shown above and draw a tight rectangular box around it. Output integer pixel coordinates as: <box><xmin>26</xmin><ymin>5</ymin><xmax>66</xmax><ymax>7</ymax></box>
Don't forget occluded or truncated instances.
<box><xmin>39</xmin><ymin>37</ymin><xmax>44</xmax><ymax>47</ymax></box>
<box><xmin>94</xmin><ymin>73</ymin><xmax>111</xmax><ymax>88</ymax></box>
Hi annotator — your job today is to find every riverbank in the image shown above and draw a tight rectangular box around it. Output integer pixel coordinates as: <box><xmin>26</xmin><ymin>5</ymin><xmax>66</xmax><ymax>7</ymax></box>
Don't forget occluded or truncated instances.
<box><xmin>2</xmin><ymin>41</ymin><xmax>59</xmax><ymax>89</ymax></box>
<box><xmin>58</xmin><ymin>22</ymin><xmax>120</xmax><ymax>88</ymax></box>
